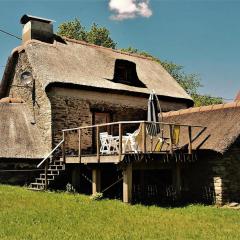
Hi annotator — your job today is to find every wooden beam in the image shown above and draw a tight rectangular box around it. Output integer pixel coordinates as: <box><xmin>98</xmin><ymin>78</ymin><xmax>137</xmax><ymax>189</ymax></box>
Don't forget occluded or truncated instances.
<box><xmin>96</xmin><ymin>126</ymin><xmax>100</xmax><ymax>163</ymax></box>
<box><xmin>65</xmin><ymin>155</ymin><xmax>122</xmax><ymax>164</ymax></box>
<box><xmin>123</xmin><ymin>164</ymin><xmax>132</xmax><ymax>203</ymax></box>
<box><xmin>176</xmin><ymin>162</ymin><xmax>181</xmax><ymax>196</ymax></box>
<box><xmin>62</xmin><ymin>131</ymin><xmax>66</xmax><ymax>163</ymax></box>
<box><xmin>142</xmin><ymin>122</ymin><xmax>146</xmax><ymax>153</ymax></box>
<box><xmin>169</xmin><ymin>124</ymin><xmax>173</xmax><ymax>155</ymax></box>
<box><xmin>119</xmin><ymin>123</ymin><xmax>122</xmax><ymax>161</ymax></box>
<box><xmin>78</xmin><ymin>129</ymin><xmax>82</xmax><ymax>163</ymax></box>
<box><xmin>188</xmin><ymin>126</ymin><xmax>192</xmax><ymax>154</ymax></box>
<box><xmin>62</xmin><ymin>120</ymin><xmax>205</xmax><ymax>132</ymax></box>
<box><xmin>92</xmin><ymin>169</ymin><xmax>101</xmax><ymax>194</ymax></box>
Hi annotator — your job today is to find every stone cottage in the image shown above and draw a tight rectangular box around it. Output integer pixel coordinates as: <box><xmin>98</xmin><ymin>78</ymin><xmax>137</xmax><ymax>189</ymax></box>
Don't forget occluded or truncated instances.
<box><xmin>0</xmin><ymin>15</ymin><xmax>194</xmax><ymax>203</ymax></box>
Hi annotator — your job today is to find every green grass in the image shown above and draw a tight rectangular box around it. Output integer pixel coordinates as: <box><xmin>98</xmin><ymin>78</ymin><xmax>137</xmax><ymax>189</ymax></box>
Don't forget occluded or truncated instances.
<box><xmin>0</xmin><ymin>185</ymin><xmax>240</xmax><ymax>240</ymax></box>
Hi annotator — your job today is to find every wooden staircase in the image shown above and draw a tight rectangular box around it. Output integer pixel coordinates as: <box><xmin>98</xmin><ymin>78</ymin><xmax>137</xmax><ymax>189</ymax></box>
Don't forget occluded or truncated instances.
<box><xmin>28</xmin><ymin>159</ymin><xmax>65</xmax><ymax>191</ymax></box>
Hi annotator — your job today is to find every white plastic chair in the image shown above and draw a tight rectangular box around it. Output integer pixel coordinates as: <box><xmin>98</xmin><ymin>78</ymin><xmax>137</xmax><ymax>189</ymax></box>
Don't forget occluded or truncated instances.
<box><xmin>100</xmin><ymin>132</ymin><xmax>111</xmax><ymax>154</ymax></box>
<box><xmin>100</xmin><ymin>132</ymin><xmax>119</xmax><ymax>154</ymax></box>
<box><xmin>123</xmin><ymin>126</ymin><xmax>143</xmax><ymax>153</ymax></box>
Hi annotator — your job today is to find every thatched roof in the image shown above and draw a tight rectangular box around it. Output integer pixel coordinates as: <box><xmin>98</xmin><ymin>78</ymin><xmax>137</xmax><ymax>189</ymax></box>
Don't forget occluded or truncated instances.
<box><xmin>0</xmin><ymin>102</ymin><xmax>47</xmax><ymax>159</ymax></box>
<box><xmin>1</xmin><ymin>38</ymin><xmax>193</xmax><ymax>105</ymax></box>
<box><xmin>162</xmin><ymin>101</ymin><xmax>240</xmax><ymax>154</ymax></box>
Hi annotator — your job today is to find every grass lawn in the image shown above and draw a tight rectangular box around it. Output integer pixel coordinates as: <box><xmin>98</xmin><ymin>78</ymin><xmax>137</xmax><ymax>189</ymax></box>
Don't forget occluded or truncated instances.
<box><xmin>0</xmin><ymin>185</ymin><xmax>240</xmax><ymax>240</ymax></box>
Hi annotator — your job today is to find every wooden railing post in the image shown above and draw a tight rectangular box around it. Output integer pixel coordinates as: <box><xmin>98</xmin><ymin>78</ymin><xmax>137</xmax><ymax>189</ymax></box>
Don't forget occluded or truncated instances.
<box><xmin>96</xmin><ymin>126</ymin><xmax>100</xmax><ymax>163</ymax></box>
<box><xmin>45</xmin><ymin>158</ymin><xmax>48</xmax><ymax>190</ymax></box>
<box><xmin>142</xmin><ymin>122</ymin><xmax>146</xmax><ymax>153</ymax></box>
<box><xmin>78</xmin><ymin>129</ymin><xmax>82</xmax><ymax>163</ymax></box>
<box><xmin>119</xmin><ymin>123</ymin><xmax>122</xmax><ymax>161</ymax></box>
<box><xmin>169</xmin><ymin>124</ymin><xmax>173</xmax><ymax>155</ymax></box>
<box><xmin>188</xmin><ymin>126</ymin><xmax>192</xmax><ymax>154</ymax></box>
<box><xmin>62</xmin><ymin>131</ymin><xmax>66</xmax><ymax>163</ymax></box>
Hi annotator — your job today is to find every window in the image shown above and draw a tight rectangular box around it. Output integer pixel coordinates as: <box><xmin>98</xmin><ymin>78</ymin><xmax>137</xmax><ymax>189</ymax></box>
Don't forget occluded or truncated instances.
<box><xmin>113</xmin><ymin>59</ymin><xmax>146</xmax><ymax>88</ymax></box>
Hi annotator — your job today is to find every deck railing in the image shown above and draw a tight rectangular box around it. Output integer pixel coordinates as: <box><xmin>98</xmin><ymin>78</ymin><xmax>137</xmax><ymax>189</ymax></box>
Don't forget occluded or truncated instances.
<box><xmin>61</xmin><ymin>120</ymin><xmax>206</xmax><ymax>163</ymax></box>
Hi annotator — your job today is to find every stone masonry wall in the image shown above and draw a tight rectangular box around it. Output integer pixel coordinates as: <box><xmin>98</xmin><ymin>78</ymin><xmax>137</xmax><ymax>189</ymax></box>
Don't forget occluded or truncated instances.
<box><xmin>48</xmin><ymin>88</ymin><xmax>188</xmax><ymax>154</ymax></box>
<box><xmin>223</xmin><ymin>137</ymin><xmax>240</xmax><ymax>203</ymax></box>
<box><xmin>182</xmin><ymin>148</ymin><xmax>240</xmax><ymax>205</ymax></box>
<box><xmin>182</xmin><ymin>151</ymin><xmax>226</xmax><ymax>205</ymax></box>
<box><xmin>8</xmin><ymin>51</ymin><xmax>52</xmax><ymax>152</ymax></box>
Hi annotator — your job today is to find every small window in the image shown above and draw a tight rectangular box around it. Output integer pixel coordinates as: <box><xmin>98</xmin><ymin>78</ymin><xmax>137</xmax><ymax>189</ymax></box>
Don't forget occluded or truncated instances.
<box><xmin>113</xmin><ymin>59</ymin><xmax>146</xmax><ymax>88</ymax></box>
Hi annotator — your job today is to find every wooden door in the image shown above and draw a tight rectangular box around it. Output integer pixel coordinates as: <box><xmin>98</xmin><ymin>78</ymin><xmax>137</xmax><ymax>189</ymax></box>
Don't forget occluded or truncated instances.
<box><xmin>94</xmin><ymin>112</ymin><xmax>111</xmax><ymax>132</ymax></box>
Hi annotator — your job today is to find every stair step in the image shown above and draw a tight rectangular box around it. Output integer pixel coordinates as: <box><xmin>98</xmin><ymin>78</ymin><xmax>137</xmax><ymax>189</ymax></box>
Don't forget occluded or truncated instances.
<box><xmin>29</xmin><ymin>158</ymin><xmax>65</xmax><ymax>191</ymax></box>
<box><xmin>48</xmin><ymin>165</ymin><xmax>64</xmax><ymax>170</ymax></box>
<box><xmin>53</xmin><ymin>160</ymin><xmax>64</xmax><ymax>165</ymax></box>
<box><xmin>46</xmin><ymin>170</ymin><xmax>60</xmax><ymax>174</ymax></box>
<box><xmin>40</xmin><ymin>174</ymin><xmax>56</xmax><ymax>180</ymax></box>
<box><xmin>35</xmin><ymin>178</ymin><xmax>53</xmax><ymax>183</ymax></box>
<box><xmin>29</xmin><ymin>183</ymin><xmax>45</xmax><ymax>190</ymax></box>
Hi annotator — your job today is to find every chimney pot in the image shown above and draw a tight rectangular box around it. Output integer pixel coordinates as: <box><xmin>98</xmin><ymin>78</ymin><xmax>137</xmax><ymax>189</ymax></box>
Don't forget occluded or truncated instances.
<box><xmin>20</xmin><ymin>14</ymin><xmax>54</xmax><ymax>44</ymax></box>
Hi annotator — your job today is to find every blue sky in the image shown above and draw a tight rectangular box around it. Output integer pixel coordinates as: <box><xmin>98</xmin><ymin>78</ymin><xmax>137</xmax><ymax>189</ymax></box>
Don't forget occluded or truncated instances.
<box><xmin>0</xmin><ymin>0</ymin><xmax>239</xmax><ymax>100</ymax></box>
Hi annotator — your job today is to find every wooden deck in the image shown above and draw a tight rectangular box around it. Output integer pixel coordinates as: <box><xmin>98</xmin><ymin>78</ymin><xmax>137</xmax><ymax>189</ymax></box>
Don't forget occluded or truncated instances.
<box><xmin>65</xmin><ymin>154</ymin><xmax>124</xmax><ymax>164</ymax></box>
<box><xmin>64</xmin><ymin>151</ymin><xmax>189</xmax><ymax>164</ymax></box>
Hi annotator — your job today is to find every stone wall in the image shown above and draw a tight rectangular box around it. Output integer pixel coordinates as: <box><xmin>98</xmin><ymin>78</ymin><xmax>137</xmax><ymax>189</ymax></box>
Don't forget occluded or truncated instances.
<box><xmin>182</xmin><ymin>146</ymin><xmax>240</xmax><ymax>205</ymax></box>
<box><xmin>8</xmin><ymin>51</ymin><xmax>52</xmax><ymax>152</ymax></box>
<box><xmin>223</xmin><ymin>137</ymin><xmax>240</xmax><ymax>203</ymax></box>
<box><xmin>48</xmin><ymin>87</ymin><xmax>188</xmax><ymax>154</ymax></box>
<box><xmin>181</xmin><ymin>151</ymin><xmax>224</xmax><ymax>204</ymax></box>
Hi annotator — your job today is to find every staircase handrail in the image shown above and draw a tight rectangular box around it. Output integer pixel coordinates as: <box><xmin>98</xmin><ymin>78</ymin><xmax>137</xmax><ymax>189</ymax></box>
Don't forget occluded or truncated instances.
<box><xmin>37</xmin><ymin>139</ymin><xmax>64</xmax><ymax>168</ymax></box>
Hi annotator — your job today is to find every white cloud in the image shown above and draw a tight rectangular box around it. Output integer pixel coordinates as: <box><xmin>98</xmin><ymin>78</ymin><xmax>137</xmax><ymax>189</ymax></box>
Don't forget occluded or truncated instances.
<box><xmin>109</xmin><ymin>0</ymin><xmax>153</xmax><ymax>21</ymax></box>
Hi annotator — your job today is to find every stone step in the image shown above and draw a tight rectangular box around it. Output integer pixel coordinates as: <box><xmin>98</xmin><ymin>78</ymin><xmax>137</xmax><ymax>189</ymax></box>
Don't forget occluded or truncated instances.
<box><xmin>29</xmin><ymin>183</ymin><xmax>45</xmax><ymax>190</ymax></box>
<box><xmin>47</xmin><ymin>170</ymin><xmax>60</xmax><ymax>175</ymax></box>
<box><xmin>53</xmin><ymin>160</ymin><xmax>64</xmax><ymax>165</ymax></box>
<box><xmin>40</xmin><ymin>174</ymin><xmax>57</xmax><ymax>179</ymax></box>
<box><xmin>35</xmin><ymin>178</ymin><xmax>53</xmax><ymax>184</ymax></box>
<box><xmin>48</xmin><ymin>165</ymin><xmax>64</xmax><ymax>170</ymax></box>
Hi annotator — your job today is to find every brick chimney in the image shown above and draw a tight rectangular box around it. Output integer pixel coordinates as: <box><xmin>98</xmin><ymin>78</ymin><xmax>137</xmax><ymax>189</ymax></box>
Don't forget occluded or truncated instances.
<box><xmin>20</xmin><ymin>14</ymin><xmax>54</xmax><ymax>44</ymax></box>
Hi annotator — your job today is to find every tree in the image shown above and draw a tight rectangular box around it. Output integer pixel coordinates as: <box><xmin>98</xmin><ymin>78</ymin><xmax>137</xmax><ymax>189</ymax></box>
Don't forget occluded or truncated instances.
<box><xmin>57</xmin><ymin>18</ymin><xmax>87</xmax><ymax>41</ymax></box>
<box><xmin>87</xmin><ymin>23</ymin><xmax>116</xmax><ymax>49</ymax></box>
<box><xmin>57</xmin><ymin>19</ymin><xmax>116</xmax><ymax>49</ymax></box>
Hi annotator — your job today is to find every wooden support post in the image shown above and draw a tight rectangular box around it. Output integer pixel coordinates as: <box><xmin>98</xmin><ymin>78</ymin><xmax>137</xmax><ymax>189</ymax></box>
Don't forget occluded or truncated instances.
<box><xmin>44</xmin><ymin>159</ymin><xmax>48</xmax><ymax>190</ymax></box>
<box><xmin>188</xmin><ymin>126</ymin><xmax>192</xmax><ymax>154</ymax></box>
<box><xmin>123</xmin><ymin>164</ymin><xmax>132</xmax><ymax>203</ymax></box>
<box><xmin>72</xmin><ymin>167</ymin><xmax>81</xmax><ymax>192</ymax></box>
<box><xmin>142</xmin><ymin>122</ymin><xmax>146</xmax><ymax>153</ymax></box>
<box><xmin>119</xmin><ymin>123</ymin><xmax>122</xmax><ymax>161</ymax></box>
<box><xmin>78</xmin><ymin>129</ymin><xmax>82</xmax><ymax>163</ymax></box>
<box><xmin>92</xmin><ymin>169</ymin><xmax>101</xmax><ymax>194</ymax></box>
<box><xmin>169</xmin><ymin>124</ymin><xmax>173</xmax><ymax>155</ymax></box>
<box><xmin>96</xmin><ymin>126</ymin><xmax>100</xmax><ymax>162</ymax></box>
<box><xmin>176</xmin><ymin>162</ymin><xmax>181</xmax><ymax>196</ymax></box>
<box><xmin>62</xmin><ymin>131</ymin><xmax>66</xmax><ymax>163</ymax></box>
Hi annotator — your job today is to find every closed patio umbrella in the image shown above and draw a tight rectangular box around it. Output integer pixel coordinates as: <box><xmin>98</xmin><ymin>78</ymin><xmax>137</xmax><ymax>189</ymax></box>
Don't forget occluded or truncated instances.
<box><xmin>147</xmin><ymin>92</ymin><xmax>163</xmax><ymax>150</ymax></box>
<box><xmin>147</xmin><ymin>92</ymin><xmax>162</xmax><ymax>135</ymax></box>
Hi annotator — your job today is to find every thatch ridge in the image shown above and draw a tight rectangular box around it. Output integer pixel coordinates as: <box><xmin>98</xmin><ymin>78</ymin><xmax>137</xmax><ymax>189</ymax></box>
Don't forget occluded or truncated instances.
<box><xmin>162</xmin><ymin>102</ymin><xmax>240</xmax><ymax>153</ymax></box>
<box><xmin>163</xmin><ymin>101</ymin><xmax>240</xmax><ymax>117</ymax></box>
<box><xmin>0</xmin><ymin>103</ymin><xmax>48</xmax><ymax>159</ymax></box>
<box><xmin>63</xmin><ymin>37</ymin><xmax>156</xmax><ymax>62</ymax></box>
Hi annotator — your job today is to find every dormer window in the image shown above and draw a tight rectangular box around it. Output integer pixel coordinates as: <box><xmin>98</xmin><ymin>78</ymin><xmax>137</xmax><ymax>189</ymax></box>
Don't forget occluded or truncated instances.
<box><xmin>113</xmin><ymin>59</ymin><xmax>146</xmax><ymax>88</ymax></box>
